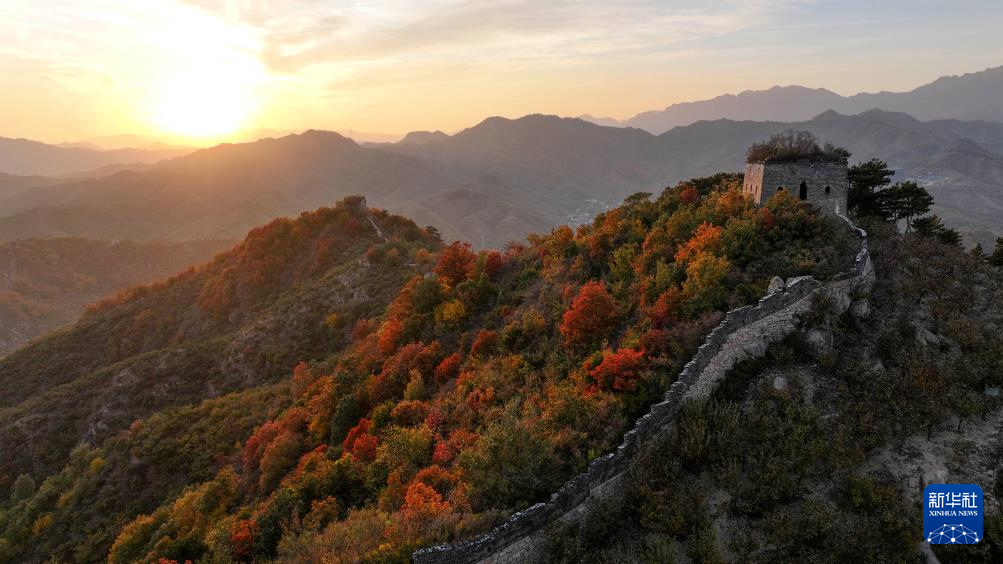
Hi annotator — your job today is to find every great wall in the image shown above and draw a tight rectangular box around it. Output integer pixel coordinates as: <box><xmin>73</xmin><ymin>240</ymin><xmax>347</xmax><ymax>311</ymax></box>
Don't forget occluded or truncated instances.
<box><xmin>414</xmin><ymin>215</ymin><xmax>875</xmax><ymax>563</ymax></box>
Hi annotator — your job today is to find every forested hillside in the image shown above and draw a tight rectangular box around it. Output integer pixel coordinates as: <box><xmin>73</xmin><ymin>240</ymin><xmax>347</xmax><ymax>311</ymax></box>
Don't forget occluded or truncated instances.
<box><xmin>0</xmin><ymin>176</ymin><xmax>856</xmax><ymax>562</ymax></box>
<box><xmin>0</xmin><ymin>198</ymin><xmax>444</xmax><ymax>562</ymax></box>
<box><xmin>0</xmin><ymin>238</ymin><xmax>230</xmax><ymax>355</ymax></box>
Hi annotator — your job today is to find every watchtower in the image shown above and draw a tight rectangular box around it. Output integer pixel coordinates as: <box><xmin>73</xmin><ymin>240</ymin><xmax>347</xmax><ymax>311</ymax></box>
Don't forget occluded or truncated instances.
<box><xmin>742</xmin><ymin>132</ymin><xmax>849</xmax><ymax>215</ymax></box>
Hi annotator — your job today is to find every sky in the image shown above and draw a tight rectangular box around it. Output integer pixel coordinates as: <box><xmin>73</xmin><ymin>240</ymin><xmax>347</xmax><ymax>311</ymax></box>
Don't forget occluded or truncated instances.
<box><xmin>1</xmin><ymin>0</ymin><xmax>1002</xmax><ymax>145</ymax></box>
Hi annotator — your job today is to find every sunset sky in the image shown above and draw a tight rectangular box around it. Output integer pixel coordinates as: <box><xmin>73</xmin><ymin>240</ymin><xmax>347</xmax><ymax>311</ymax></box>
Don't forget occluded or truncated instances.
<box><xmin>2</xmin><ymin>0</ymin><xmax>1002</xmax><ymax>145</ymax></box>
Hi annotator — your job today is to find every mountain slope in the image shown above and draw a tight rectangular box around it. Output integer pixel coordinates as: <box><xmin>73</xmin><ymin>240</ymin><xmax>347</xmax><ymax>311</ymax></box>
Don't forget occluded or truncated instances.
<box><xmin>0</xmin><ymin>198</ymin><xmax>440</xmax><ymax>504</ymax></box>
<box><xmin>0</xmin><ymin>237</ymin><xmax>231</xmax><ymax>356</ymax></box>
<box><xmin>603</xmin><ymin>65</ymin><xmax>1003</xmax><ymax>134</ymax></box>
<box><xmin>0</xmin><ymin>176</ymin><xmax>860</xmax><ymax>562</ymax></box>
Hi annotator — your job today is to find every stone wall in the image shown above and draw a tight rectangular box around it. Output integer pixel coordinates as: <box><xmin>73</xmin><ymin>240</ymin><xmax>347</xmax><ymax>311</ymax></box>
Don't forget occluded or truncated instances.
<box><xmin>413</xmin><ymin>216</ymin><xmax>874</xmax><ymax>564</ymax></box>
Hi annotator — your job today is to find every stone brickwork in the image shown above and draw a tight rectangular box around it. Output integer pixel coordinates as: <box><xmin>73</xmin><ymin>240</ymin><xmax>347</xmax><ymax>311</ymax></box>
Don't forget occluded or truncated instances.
<box><xmin>743</xmin><ymin>160</ymin><xmax>849</xmax><ymax>215</ymax></box>
<box><xmin>413</xmin><ymin>216</ymin><xmax>873</xmax><ymax>564</ymax></box>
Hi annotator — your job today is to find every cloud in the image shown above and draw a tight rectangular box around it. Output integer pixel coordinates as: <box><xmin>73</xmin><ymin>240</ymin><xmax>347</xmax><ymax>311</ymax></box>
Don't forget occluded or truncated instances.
<box><xmin>181</xmin><ymin>0</ymin><xmax>813</xmax><ymax>75</ymax></box>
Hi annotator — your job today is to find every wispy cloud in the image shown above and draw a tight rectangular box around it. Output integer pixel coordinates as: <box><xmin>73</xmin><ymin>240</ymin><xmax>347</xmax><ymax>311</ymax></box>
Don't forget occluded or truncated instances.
<box><xmin>181</xmin><ymin>0</ymin><xmax>813</xmax><ymax>74</ymax></box>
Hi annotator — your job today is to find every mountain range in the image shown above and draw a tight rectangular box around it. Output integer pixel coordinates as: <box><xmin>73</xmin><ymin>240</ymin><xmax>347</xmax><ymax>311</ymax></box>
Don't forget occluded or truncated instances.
<box><xmin>2</xmin><ymin>110</ymin><xmax>1003</xmax><ymax>248</ymax></box>
<box><xmin>0</xmin><ymin>137</ymin><xmax>192</xmax><ymax>177</ymax></box>
<box><xmin>588</xmin><ymin>65</ymin><xmax>1003</xmax><ymax>134</ymax></box>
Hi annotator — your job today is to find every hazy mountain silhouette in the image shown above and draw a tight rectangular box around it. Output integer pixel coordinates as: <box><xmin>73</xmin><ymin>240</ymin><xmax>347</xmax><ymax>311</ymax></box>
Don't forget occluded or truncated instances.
<box><xmin>2</xmin><ymin>111</ymin><xmax>1003</xmax><ymax>247</ymax></box>
<box><xmin>0</xmin><ymin>136</ymin><xmax>192</xmax><ymax>176</ymax></box>
<box><xmin>593</xmin><ymin>66</ymin><xmax>1003</xmax><ymax>134</ymax></box>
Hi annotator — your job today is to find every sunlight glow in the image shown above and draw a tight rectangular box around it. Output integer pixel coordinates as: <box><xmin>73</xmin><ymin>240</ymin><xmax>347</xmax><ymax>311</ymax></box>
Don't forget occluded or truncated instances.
<box><xmin>150</xmin><ymin>64</ymin><xmax>260</xmax><ymax>140</ymax></box>
<box><xmin>142</xmin><ymin>3</ymin><xmax>265</xmax><ymax>141</ymax></box>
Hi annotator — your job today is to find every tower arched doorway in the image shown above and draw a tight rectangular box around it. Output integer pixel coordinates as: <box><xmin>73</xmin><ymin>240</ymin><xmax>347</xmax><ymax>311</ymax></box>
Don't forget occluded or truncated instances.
<box><xmin>798</xmin><ymin>180</ymin><xmax>808</xmax><ymax>200</ymax></box>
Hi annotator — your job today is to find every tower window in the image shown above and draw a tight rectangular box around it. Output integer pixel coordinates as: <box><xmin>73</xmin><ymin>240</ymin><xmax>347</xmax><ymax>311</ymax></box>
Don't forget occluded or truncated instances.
<box><xmin>798</xmin><ymin>181</ymin><xmax>808</xmax><ymax>200</ymax></box>
<box><xmin>777</xmin><ymin>186</ymin><xmax>784</xmax><ymax>192</ymax></box>
<box><xmin>825</xmin><ymin>185</ymin><xmax>831</xmax><ymax>195</ymax></box>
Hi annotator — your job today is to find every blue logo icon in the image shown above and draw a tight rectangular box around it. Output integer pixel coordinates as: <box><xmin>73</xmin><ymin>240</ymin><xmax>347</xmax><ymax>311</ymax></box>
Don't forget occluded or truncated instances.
<box><xmin>923</xmin><ymin>484</ymin><xmax>983</xmax><ymax>544</ymax></box>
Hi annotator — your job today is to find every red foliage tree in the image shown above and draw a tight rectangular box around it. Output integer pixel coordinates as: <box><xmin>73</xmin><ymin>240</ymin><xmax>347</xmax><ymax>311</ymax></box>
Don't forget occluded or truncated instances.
<box><xmin>434</xmin><ymin>352</ymin><xmax>462</xmax><ymax>383</ymax></box>
<box><xmin>431</xmin><ymin>430</ymin><xmax>478</xmax><ymax>465</ymax></box>
<box><xmin>378</xmin><ymin>318</ymin><xmax>403</xmax><ymax>356</ymax></box>
<box><xmin>434</xmin><ymin>241</ymin><xmax>476</xmax><ymax>286</ymax></box>
<box><xmin>368</xmin><ymin>342</ymin><xmax>440</xmax><ymax>404</ymax></box>
<box><xmin>480</xmin><ymin>250</ymin><xmax>505</xmax><ymax>278</ymax></box>
<box><xmin>469</xmin><ymin>329</ymin><xmax>498</xmax><ymax>358</ymax></box>
<box><xmin>291</xmin><ymin>362</ymin><xmax>318</xmax><ymax>399</ymax></box>
<box><xmin>680</xmin><ymin>185</ymin><xmax>699</xmax><ymax>205</ymax></box>
<box><xmin>425</xmin><ymin>409</ymin><xmax>445</xmax><ymax>430</ymax></box>
<box><xmin>342</xmin><ymin>418</ymin><xmax>373</xmax><ymax>451</ymax></box>
<box><xmin>350</xmin><ymin>433</ymin><xmax>378</xmax><ymax>462</ymax></box>
<box><xmin>242</xmin><ymin>421</ymin><xmax>281</xmax><ymax>472</ymax></box>
<box><xmin>649</xmin><ymin>287</ymin><xmax>684</xmax><ymax>327</ymax></box>
<box><xmin>230</xmin><ymin>519</ymin><xmax>258</xmax><ymax>561</ymax></box>
<box><xmin>560</xmin><ymin>281</ymin><xmax>619</xmax><ymax>346</ymax></box>
<box><xmin>587</xmin><ymin>348</ymin><xmax>647</xmax><ymax>391</ymax></box>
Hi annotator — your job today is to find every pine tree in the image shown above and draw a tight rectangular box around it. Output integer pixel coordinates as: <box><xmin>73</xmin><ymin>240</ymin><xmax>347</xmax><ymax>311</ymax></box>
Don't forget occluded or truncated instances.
<box><xmin>990</xmin><ymin>238</ymin><xmax>1003</xmax><ymax>268</ymax></box>
<box><xmin>848</xmin><ymin>159</ymin><xmax>894</xmax><ymax>216</ymax></box>
<box><xmin>878</xmin><ymin>181</ymin><xmax>934</xmax><ymax>231</ymax></box>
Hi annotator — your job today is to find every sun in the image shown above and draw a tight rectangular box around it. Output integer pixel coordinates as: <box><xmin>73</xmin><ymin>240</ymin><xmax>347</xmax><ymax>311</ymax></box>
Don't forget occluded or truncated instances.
<box><xmin>141</xmin><ymin>5</ymin><xmax>266</xmax><ymax>143</ymax></box>
<box><xmin>150</xmin><ymin>64</ymin><xmax>259</xmax><ymax>141</ymax></box>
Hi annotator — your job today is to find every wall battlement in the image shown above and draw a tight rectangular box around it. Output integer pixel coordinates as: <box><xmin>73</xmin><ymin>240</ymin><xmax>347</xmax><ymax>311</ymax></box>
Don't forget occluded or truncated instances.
<box><xmin>414</xmin><ymin>215</ymin><xmax>874</xmax><ymax>564</ymax></box>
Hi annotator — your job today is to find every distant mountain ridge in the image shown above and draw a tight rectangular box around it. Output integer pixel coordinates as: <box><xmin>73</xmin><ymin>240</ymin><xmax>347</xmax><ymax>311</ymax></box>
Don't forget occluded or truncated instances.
<box><xmin>2</xmin><ymin>109</ymin><xmax>1003</xmax><ymax>248</ymax></box>
<box><xmin>586</xmin><ymin>65</ymin><xmax>1003</xmax><ymax>133</ymax></box>
<box><xmin>0</xmin><ymin>136</ymin><xmax>192</xmax><ymax>176</ymax></box>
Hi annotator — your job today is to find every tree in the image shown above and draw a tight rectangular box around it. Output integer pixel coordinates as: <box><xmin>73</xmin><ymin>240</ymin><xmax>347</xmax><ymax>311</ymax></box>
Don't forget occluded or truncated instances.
<box><xmin>560</xmin><ymin>281</ymin><xmax>619</xmax><ymax>346</ymax></box>
<box><xmin>424</xmin><ymin>225</ymin><xmax>443</xmax><ymax>242</ymax></box>
<box><xmin>434</xmin><ymin>353</ymin><xmax>462</xmax><ymax>383</ymax></box>
<box><xmin>936</xmin><ymin>226</ymin><xmax>963</xmax><ymax>248</ymax></box>
<box><xmin>258</xmin><ymin>429</ymin><xmax>303</xmax><ymax>490</ymax></box>
<box><xmin>675</xmin><ymin>222</ymin><xmax>723</xmax><ymax>263</ymax></box>
<box><xmin>877</xmin><ymin>181</ymin><xmax>934</xmax><ymax>231</ymax></box>
<box><xmin>990</xmin><ymin>238</ymin><xmax>1003</xmax><ymax>268</ymax></box>
<box><xmin>912</xmin><ymin>214</ymin><xmax>963</xmax><ymax>247</ymax></box>
<box><xmin>587</xmin><ymin>348</ymin><xmax>647</xmax><ymax>391</ymax></box>
<box><xmin>747</xmin><ymin>131</ymin><xmax>847</xmax><ymax>163</ymax></box>
<box><xmin>911</xmin><ymin>215</ymin><xmax>945</xmax><ymax>237</ymax></box>
<box><xmin>11</xmin><ymin>473</ymin><xmax>35</xmax><ymax>502</ymax></box>
<box><xmin>971</xmin><ymin>243</ymin><xmax>987</xmax><ymax>261</ymax></box>
<box><xmin>433</xmin><ymin>241</ymin><xmax>476</xmax><ymax>286</ymax></box>
<box><xmin>681</xmin><ymin>252</ymin><xmax>731</xmax><ymax>313</ymax></box>
<box><xmin>848</xmin><ymin>159</ymin><xmax>894</xmax><ymax>216</ymax></box>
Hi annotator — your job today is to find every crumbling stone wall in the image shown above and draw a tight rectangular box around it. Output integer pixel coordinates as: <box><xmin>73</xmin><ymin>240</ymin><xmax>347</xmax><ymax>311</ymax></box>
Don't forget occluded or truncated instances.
<box><xmin>413</xmin><ymin>216</ymin><xmax>873</xmax><ymax>564</ymax></box>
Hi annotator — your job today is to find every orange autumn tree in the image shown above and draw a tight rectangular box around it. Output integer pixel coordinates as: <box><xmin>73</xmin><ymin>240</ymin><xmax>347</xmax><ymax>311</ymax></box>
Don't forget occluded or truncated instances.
<box><xmin>433</xmin><ymin>241</ymin><xmax>476</xmax><ymax>286</ymax></box>
<box><xmin>560</xmin><ymin>280</ymin><xmax>619</xmax><ymax>346</ymax></box>
<box><xmin>674</xmin><ymin>222</ymin><xmax>723</xmax><ymax>263</ymax></box>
